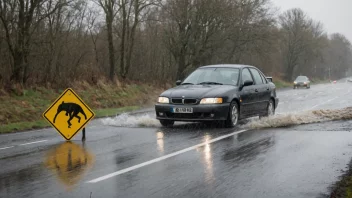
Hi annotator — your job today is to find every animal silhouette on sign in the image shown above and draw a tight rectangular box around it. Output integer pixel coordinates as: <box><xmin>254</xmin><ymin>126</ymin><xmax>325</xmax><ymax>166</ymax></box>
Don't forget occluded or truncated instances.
<box><xmin>53</xmin><ymin>101</ymin><xmax>87</xmax><ymax>128</ymax></box>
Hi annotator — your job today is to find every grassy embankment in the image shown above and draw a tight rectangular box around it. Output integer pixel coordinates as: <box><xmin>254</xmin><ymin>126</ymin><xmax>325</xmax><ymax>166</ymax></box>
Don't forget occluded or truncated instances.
<box><xmin>273</xmin><ymin>77</ymin><xmax>330</xmax><ymax>89</ymax></box>
<box><xmin>272</xmin><ymin>79</ymin><xmax>292</xmax><ymax>89</ymax></box>
<box><xmin>329</xmin><ymin>160</ymin><xmax>352</xmax><ymax>198</ymax></box>
<box><xmin>0</xmin><ymin>81</ymin><xmax>165</xmax><ymax>133</ymax></box>
<box><xmin>0</xmin><ymin>77</ymin><xmax>329</xmax><ymax>134</ymax></box>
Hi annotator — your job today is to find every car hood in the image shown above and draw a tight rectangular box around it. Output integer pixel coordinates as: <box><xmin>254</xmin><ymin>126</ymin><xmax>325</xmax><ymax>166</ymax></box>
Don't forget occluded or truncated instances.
<box><xmin>160</xmin><ymin>85</ymin><xmax>237</xmax><ymax>99</ymax></box>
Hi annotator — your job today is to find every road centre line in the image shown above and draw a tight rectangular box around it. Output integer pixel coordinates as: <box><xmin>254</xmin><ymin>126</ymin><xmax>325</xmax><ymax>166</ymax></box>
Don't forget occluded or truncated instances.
<box><xmin>309</xmin><ymin>88</ymin><xmax>352</xmax><ymax>110</ymax></box>
<box><xmin>87</xmin><ymin>129</ymin><xmax>248</xmax><ymax>183</ymax></box>
<box><xmin>0</xmin><ymin>140</ymin><xmax>48</xmax><ymax>150</ymax></box>
<box><xmin>0</xmin><ymin>146</ymin><xmax>14</xmax><ymax>150</ymax></box>
<box><xmin>19</xmin><ymin>140</ymin><xmax>48</xmax><ymax>146</ymax></box>
<box><xmin>309</xmin><ymin>96</ymin><xmax>339</xmax><ymax>110</ymax></box>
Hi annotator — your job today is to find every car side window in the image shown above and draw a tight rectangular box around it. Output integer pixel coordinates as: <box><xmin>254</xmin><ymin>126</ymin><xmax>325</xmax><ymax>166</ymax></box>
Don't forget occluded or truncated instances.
<box><xmin>259</xmin><ymin>72</ymin><xmax>267</xmax><ymax>84</ymax></box>
<box><xmin>242</xmin><ymin>68</ymin><xmax>253</xmax><ymax>83</ymax></box>
<box><xmin>249</xmin><ymin>68</ymin><xmax>264</xmax><ymax>85</ymax></box>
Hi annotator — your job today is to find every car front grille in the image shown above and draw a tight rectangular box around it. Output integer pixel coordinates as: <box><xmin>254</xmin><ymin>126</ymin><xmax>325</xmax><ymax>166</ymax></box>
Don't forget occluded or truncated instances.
<box><xmin>171</xmin><ymin>98</ymin><xmax>198</xmax><ymax>105</ymax></box>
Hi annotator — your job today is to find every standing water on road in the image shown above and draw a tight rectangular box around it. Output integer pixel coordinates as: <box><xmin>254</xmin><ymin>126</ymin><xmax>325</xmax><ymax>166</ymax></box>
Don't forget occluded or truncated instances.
<box><xmin>245</xmin><ymin>107</ymin><xmax>352</xmax><ymax>129</ymax></box>
<box><xmin>101</xmin><ymin>113</ymin><xmax>160</xmax><ymax>127</ymax></box>
<box><xmin>102</xmin><ymin>81</ymin><xmax>352</xmax><ymax>128</ymax></box>
<box><xmin>101</xmin><ymin>106</ymin><xmax>352</xmax><ymax>129</ymax></box>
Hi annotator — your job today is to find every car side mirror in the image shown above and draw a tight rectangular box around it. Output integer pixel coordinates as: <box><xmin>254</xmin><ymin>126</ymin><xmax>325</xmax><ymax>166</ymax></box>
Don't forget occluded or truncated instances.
<box><xmin>176</xmin><ymin>80</ymin><xmax>182</xmax><ymax>86</ymax></box>
<box><xmin>243</xmin><ymin>80</ymin><xmax>254</xmax><ymax>87</ymax></box>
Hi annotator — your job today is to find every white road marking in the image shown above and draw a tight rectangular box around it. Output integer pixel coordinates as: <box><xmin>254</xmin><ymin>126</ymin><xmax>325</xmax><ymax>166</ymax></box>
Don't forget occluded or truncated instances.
<box><xmin>309</xmin><ymin>96</ymin><xmax>339</xmax><ymax>110</ymax></box>
<box><xmin>87</xmin><ymin>129</ymin><xmax>248</xmax><ymax>183</ymax></box>
<box><xmin>19</xmin><ymin>140</ymin><xmax>48</xmax><ymax>146</ymax></box>
<box><xmin>309</xmin><ymin>88</ymin><xmax>352</xmax><ymax>110</ymax></box>
<box><xmin>0</xmin><ymin>146</ymin><xmax>14</xmax><ymax>150</ymax></box>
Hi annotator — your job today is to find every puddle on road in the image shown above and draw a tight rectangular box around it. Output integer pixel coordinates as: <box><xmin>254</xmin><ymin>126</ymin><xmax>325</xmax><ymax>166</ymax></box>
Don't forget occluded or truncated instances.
<box><xmin>101</xmin><ymin>107</ymin><xmax>352</xmax><ymax>129</ymax></box>
<box><xmin>44</xmin><ymin>142</ymin><xmax>95</xmax><ymax>191</ymax></box>
<box><xmin>244</xmin><ymin>107</ymin><xmax>352</xmax><ymax>129</ymax></box>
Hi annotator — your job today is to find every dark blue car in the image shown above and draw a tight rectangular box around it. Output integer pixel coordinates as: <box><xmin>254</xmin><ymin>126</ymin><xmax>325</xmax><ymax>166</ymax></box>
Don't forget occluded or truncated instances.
<box><xmin>155</xmin><ymin>64</ymin><xmax>279</xmax><ymax>127</ymax></box>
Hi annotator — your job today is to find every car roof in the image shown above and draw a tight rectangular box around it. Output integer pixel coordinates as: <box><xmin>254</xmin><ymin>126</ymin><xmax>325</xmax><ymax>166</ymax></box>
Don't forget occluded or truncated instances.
<box><xmin>199</xmin><ymin>64</ymin><xmax>256</xmax><ymax>69</ymax></box>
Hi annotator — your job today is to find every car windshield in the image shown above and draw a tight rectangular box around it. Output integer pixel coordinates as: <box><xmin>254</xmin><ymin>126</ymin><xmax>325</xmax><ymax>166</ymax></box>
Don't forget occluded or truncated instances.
<box><xmin>295</xmin><ymin>76</ymin><xmax>307</xmax><ymax>81</ymax></box>
<box><xmin>182</xmin><ymin>68</ymin><xmax>240</xmax><ymax>86</ymax></box>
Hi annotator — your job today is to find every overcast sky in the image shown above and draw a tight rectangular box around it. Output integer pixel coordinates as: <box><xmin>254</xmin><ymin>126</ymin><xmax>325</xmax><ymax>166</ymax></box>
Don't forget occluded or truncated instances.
<box><xmin>271</xmin><ymin>0</ymin><xmax>352</xmax><ymax>41</ymax></box>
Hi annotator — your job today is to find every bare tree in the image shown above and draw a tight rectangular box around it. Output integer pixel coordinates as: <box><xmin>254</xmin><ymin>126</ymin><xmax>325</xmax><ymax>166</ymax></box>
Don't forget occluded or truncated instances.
<box><xmin>324</xmin><ymin>33</ymin><xmax>352</xmax><ymax>79</ymax></box>
<box><xmin>279</xmin><ymin>8</ymin><xmax>312</xmax><ymax>81</ymax></box>
<box><xmin>0</xmin><ymin>0</ymin><xmax>350</xmax><ymax>88</ymax></box>
<box><xmin>118</xmin><ymin>0</ymin><xmax>160</xmax><ymax>78</ymax></box>
<box><xmin>95</xmin><ymin>0</ymin><xmax>119</xmax><ymax>81</ymax></box>
<box><xmin>0</xmin><ymin>0</ymin><xmax>68</xmax><ymax>84</ymax></box>
<box><xmin>162</xmin><ymin>0</ymin><xmax>194</xmax><ymax>80</ymax></box>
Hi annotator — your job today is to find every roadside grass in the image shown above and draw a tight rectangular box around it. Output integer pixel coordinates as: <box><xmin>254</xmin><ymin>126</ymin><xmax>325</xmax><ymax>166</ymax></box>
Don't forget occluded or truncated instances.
<box><xmin>0</xmin><ymin>120</ymin><xmax>50</xmax><ymax>134</ymax></box>
<box><xmin>329</xmin><ymin>160</ymin><xmax>352</xmax><ymax>198</ymax></box>
<box><xmin>94</xmin><ymin>106</ymin><xmax>140</xmax><ymax>118</ymax></box>
<box><xmin>0</xmin><ymin>81</ymin><xmax>163</xmax><ymax>133</ymax></box>
<box><xmin>273</xmin><ymin>79</ymin><xmax>292</xmax><ymax>89</ymax></box>
<box><xmin>0</xmin><ymin>106</ymin><xmax>141</xmax><ymax>133</ymax></box>
<box><xmin>272</xmin><ymin>78</ymin><xmax>329</xmax><ymax>89</ymax></box>
<box><xmin>0</xmin><ymin>77</ymin><xmax>329</xmax><ymax>134</ymax></box>
<box><xmin>0</xmin><ymin>106</ymin><xmax>140</xmax><ymax>133</ymax></box>
<box><xmin>311</xmin><ymin>78</ymin><xmax>330</xmax><ymax>85</ymax></box>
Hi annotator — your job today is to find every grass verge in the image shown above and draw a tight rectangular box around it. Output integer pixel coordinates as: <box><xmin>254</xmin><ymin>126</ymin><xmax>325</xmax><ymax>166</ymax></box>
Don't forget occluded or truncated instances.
<box><xmin>272</xmin><ymin>78</ymin><xmax>329</xmax><ymax>89</ymax></box>
<box><xmin>329</xmin><ymin>159</ymin><xmax>352</xmax><ymax>198</ymax></box>
<box><xmin>94</xmin><ymin>106</ymin><xmax>140</xmax><ymax>118</ymax></box>
<box><xmin>273</xmin><ymin>79</ymin><xmax>292</xmax><ymax>89</ymax></box>
<box><xmin>0</xmin><ymin>106</ymin><xmax>141</xmax><ymax>134</ymax></box>
<box><xmin>0</xmin><ymin>80</ymin><xmax>165</xmax><ymax>133</ymax></box>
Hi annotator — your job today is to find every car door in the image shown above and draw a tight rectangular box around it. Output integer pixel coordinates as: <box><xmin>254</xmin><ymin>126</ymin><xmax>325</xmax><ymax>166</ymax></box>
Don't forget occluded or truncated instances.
<box><xmin>259</xmin><ymin>71</ymin><xmax>272</xmax><ymax>107</ymax></box>
<box><xmin>239</xmin><ymin>68</ymin><xmax>256</xmax><ymax>117</ymax></box>
<box><xmin>249</xmin><ymin>68</ymin><xmax>270</xmax><ymax>113</ymax></box>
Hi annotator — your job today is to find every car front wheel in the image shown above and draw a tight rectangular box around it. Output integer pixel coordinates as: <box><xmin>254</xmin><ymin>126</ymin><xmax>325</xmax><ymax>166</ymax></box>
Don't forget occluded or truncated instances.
<box><xmin>261</xmin><ymin>99</ymin><xmax>275</xmax><ymax>118</ymax></box>
<box><xmin>267</xmin><ymin>100</ymin><xmax>275</xmax><ymax>116</ymax></box>
<box><xmin>160</xmin><ymin>120</ymin><xmax>174</xmax><ymax>127</ymax></box>
<box><xmin>225</xmin><ymin>101</ymin><xmax>239</xmax><ymax>128</ymax></box>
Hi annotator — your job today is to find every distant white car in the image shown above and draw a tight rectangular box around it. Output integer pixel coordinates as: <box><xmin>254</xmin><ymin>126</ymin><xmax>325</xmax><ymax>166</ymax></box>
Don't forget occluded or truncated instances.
<box><xmin>348</xmin><ymin>79</ymin><xmax>352</xmax><ymax>82</ymax></box>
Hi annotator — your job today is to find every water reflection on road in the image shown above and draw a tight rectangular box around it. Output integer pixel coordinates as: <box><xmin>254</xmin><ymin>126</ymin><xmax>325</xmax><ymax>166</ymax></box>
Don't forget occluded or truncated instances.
<box><xmin>44</xmin><ymin>141</ymin><xmax>95</xmax><ymax>191</ymax></box>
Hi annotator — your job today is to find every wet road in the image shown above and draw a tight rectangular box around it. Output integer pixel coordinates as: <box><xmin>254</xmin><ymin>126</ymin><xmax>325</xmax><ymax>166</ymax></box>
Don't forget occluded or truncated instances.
<box><xmin>1</xmin><ymin>81</ymin><xmax>352</xmax><ymax>198</ymax></box>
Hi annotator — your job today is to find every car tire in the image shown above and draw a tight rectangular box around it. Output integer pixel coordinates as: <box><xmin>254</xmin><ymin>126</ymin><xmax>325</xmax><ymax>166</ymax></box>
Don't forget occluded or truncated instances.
<box><xmin>293</xmin><ymin>86</ymin><xmax>296</xmax><ymax>89</ymax></box>
<box><xmin>262</xmin><ymin>99</ymin><xmax>275</xmax><ymax>117</ymax></box>
<box><xmin>225</xmin><ymin>101</ymin><xmax>239</xmax><ymax>128</ymax></box>
<box><xmin>160</xmin><ymin>120</ymin><xmax>174</xmax><ymax>127</ymax></box>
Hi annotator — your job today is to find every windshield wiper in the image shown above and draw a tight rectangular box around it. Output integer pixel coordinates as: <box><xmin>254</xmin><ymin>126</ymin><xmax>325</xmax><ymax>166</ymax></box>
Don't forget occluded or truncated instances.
<box><xmin>198</xmin><ymin>81</ymin><xmax>223</xmax><ymax>85</ymax></box>
<box><xmin>181</xmin><ymin>82</ymin><xmax>194</xmax><ymax>85</ymax></box>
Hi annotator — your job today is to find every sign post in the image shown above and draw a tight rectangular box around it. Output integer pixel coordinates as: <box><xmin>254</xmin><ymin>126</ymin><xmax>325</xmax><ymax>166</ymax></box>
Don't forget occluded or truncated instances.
<box><xmin>43</xmin><ymin>88</ymin><xmax>95</xmax><ymax>141</ymax></box>
<box><xmin>82</xmin><ymin>128</ymin><xmax>86</xmax><ymax>141</ymax></box>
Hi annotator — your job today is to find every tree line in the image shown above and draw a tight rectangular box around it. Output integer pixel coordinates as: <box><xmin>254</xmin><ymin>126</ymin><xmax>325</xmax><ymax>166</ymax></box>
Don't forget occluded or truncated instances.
<box><xmin>0</xmin><ymin>0</ymin><xmax>351</xmax><ymax>88</ymax></box>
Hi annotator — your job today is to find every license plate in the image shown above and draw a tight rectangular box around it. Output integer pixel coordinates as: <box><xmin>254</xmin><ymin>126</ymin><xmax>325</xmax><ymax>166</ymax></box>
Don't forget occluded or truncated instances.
<box><xmin>172</xmin><ymin>107</ymin><xmax>193</xmax><ymax>113</ymax></box>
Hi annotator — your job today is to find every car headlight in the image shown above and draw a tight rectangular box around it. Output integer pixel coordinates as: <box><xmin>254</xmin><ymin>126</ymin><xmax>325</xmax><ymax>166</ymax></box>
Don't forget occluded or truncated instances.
<box><xmin>158</xmin><ymin>97</ymin><xmax>169</xmax><ymax>103</ymax></box>
<box><xmin>304</xmin><ymin>82</ymin><xmax>307</xmax><ymax>84</ymax></box>
<box><xmin>294</xmin><ymin>81</ymin><xmax>297</xmax><ymax>84</ymax></box>
<box><xmin>200</xmin><ymin>98</ymin><xmax>223</xmax><ymax>104</ymax></box>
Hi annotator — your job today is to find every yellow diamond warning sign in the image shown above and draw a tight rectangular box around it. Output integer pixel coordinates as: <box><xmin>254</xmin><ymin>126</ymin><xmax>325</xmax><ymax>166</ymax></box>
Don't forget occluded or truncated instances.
<box><xmin>43</xmin><ymin>88</ymin><xmax>95</xmax><ymax>140</ymax></box>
